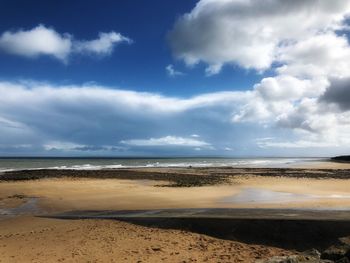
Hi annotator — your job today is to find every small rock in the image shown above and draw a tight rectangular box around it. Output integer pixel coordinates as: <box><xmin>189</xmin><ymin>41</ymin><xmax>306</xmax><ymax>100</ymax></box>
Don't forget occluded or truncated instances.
<box><xmin>8</xmin><ymin>194</ymin><xmax>27</xmax><ymax>199</ymax></box>
<box><xmin>151</xmin><ymin>246</ymin><xmax>162</xmax><ymax>252</ymax></box>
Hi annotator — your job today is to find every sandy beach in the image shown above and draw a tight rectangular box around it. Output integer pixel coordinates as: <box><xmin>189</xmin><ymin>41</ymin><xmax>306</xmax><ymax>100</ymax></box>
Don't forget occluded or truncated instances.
<box><xmin>1</xmin><ymin>163</ymin><xmax>350</xmax><ymax>262</ymax></box>
<box><xmin>0</xmin><ymin>215</ymin><xmax>297</xmax><ymax>263</ymax></box>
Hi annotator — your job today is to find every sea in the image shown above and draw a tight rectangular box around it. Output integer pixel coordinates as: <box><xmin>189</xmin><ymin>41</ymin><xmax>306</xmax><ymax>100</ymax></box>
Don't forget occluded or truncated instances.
<box><xmin>0</xmin><ymin>157</ymin><xmax>327</xmax><ymax>172</ymax></box>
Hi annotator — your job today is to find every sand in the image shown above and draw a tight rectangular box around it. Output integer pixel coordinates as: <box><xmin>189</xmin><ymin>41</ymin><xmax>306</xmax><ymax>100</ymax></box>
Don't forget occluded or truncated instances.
<box><xmin>297</xmin><ymin>160</ymin><xmax>350</xmax><ymax>169</ymax></box>
<box><xmin>1</xmin><ymin>163</ymin><xmax>350</xmax><ymax>262</ymax></box>
<box><xmin>0</xmin><ymin>175</ymin><xmax>349</xmax><ymax>212</ymax></box>
<box><xmin>0</xmin><ymin>216</ymin><xmax>293</xmax><ymax>263</ymax></box>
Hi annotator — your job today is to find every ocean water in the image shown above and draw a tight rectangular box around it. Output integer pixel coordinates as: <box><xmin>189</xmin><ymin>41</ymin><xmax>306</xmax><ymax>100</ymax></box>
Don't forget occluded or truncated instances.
<box><xmin>0</xmin><ymin>157</ymin><xmax>326</xmax><ymax>172</ymax></box>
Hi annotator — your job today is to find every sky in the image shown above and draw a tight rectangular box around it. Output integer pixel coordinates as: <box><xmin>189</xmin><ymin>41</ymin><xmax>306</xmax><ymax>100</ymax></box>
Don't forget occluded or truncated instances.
<box><xmin>1</xmin><ymin>0</ymin><xmax>350</xmax><ymax>157</ymax></box>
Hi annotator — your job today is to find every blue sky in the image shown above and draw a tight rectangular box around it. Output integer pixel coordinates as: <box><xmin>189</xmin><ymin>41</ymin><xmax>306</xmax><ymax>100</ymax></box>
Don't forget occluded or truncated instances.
<box><xmin>1</xmin><ymin>0</ymin><xmax>350</xmax><ymax>157</ymax></box>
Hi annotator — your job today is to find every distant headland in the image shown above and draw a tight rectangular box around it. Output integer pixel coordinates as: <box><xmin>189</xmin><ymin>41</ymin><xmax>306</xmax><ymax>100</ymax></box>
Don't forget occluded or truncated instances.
<box><xmin>331</xmin><ymin>155</ymin><xmax>350</xmax><ymax>162</ymax></box>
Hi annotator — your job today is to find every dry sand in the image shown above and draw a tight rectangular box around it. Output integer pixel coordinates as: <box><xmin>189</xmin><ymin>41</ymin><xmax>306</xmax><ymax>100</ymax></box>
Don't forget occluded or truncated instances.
<box><xmin>296</xmin><ymin>160</ymin><xmax>350</xmax><ymax>169</ymax></box>
<box><xmin>0</xmin><ymin>216</ymin><xmax>293</xmax><ymax>263</ymax></box>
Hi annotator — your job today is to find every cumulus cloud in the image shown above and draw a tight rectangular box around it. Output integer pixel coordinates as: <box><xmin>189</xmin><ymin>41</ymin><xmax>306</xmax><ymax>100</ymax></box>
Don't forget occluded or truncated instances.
<box><xmin>168</xmin><ymin>0</ymin><xmax>350</xmax><ymax>75</ymax></box>
<box><xmin>168</xmin><ymin>0</ymin><xmax>350</xmax><ymax>150</ymax></box>
<box><xmin>321</xmin><ymin>77</ymin><xmax>350</xmax><ymax>111</ymax></box>
<box><xmin>278</xmin><ymin>33</ymin><xmax>350</xmax><ymax>79</ymax></box>
<box><xmin>0</xmin><ymin>25</ymin><xmax>71</xmax><ymax>61</ymax></box>
<box><xmin>0</xmin><ymin>25</ymin><xmax>131</xmax><ymax>62</ymax></box>
<box><xmin>232</xmin><ymin>73</ymin><xmax>350</xmax><ymax>147</ymax></box>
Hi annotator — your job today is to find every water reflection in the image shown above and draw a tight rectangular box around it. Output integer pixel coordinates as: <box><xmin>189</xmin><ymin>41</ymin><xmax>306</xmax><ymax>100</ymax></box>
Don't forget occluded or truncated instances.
<box><xmin>221</xmin><ymin>188</ymin><xmax>350</xmax><ymax>204</ymax></box>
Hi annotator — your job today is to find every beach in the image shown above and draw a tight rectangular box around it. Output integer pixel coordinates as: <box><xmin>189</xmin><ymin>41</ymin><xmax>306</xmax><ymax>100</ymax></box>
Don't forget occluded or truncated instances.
<box><xmin>1</xmin><ymin>162</ymin><xmax>350</xmax><ymax>262</ymax></box>
<box><xmin>3</xmin><ymin>0</ymin><xmax>350</xmax><ymax>262</ymax></box>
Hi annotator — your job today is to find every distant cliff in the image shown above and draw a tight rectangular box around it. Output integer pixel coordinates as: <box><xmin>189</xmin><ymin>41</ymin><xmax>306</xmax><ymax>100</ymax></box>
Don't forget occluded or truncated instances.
<box><xmin>331</xmin><ymin>156</ymin><xmax>350</xmax><ymax>162</ymax></box>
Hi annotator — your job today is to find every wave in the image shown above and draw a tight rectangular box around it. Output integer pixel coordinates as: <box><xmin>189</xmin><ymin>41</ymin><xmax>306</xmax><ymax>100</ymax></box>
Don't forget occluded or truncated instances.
<box><xmin>0</xmin><ymin>157</ymin><xmax>324</xmax><ymax>172</ymax></box>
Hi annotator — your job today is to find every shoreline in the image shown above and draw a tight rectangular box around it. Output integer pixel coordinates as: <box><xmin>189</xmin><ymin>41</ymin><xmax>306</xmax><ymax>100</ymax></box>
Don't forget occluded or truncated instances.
<box><xmin>1</xmin><ymin>157</ymin><xmax>349</xmax><ymax>173</ymax></box>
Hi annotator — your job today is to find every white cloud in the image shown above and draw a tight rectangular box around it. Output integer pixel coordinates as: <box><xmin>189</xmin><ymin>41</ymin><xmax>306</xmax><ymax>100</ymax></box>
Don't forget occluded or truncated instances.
<box><xmin>256</xmin><ymin>138</ymin><xmax>338</xmax><ymax>149</ymax></box>
<box><xmin>0</xmin><ymin>25</ymin><xmax>71</xmax><ymax>61</ymax></box>
<box><xmin>0</xmin><ymin>81</ymin><xmax>247</xmax><ymax>155</ymax></box>
<box><xmin>166</xmin><ymin>64</ymin><xmax>184</xmax><ymax>77</ymax></box>
<box><xmin>43</xmin><ymin>141</ymin><xmax>126</xmax><ymax>152</ymax></box>
<box><xmin>0</xmin><ymin>25</ymin><xmax>131</xmax><ymax>62</ymax></box>
<box><xmin>169</xmin><ymin>0</ymin><xmax>350</xmax><ymax>75</ymax></box>
<box><xmin>120</xmin><ymin>136</ymin><xmax>210</xmax><ymax>147</ymax></box>
<box><xmin>43</xmin><ymin>141</ymin><xmax>84</xmax><ymax>151</ymax></box>
<box><xmin>205</xmin><ymin>64</ymin><xmax>222</xmax><ymax>76</ymax></box>
<box><xmin>278</xmin><ymin>33</ymin><xmax>350</xmax><ymax>79</ymax></box>
<box><xmin>74</xmin><ymin>32</ymin><xmax>132</xmax><ymax>55</ymax></box>
<box><xmin>0</xmin><ymin>116</ymin><xmax>26</xmax><ymax>129</ymax></box>
<box><xmin>0</xmin><ymin>80</ymin><xmax>249</xmax><ymax>114</ymax></box>
<box><xmin>256</xmin><ymin>75</ymin><xmax>314</xmax><ymax>101</ymax></box>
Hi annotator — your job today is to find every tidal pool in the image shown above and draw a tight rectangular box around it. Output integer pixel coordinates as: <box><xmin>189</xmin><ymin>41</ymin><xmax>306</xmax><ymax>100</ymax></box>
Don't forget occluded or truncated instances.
<box><xmin>0</xmin><ymin>197</ymin><xmax>39</xmax><ymax>218</ymax></box>
<box><xmin>221</xmin><ymin>188</ymin><xmax>350</xmax><ymax>204</ymax></box>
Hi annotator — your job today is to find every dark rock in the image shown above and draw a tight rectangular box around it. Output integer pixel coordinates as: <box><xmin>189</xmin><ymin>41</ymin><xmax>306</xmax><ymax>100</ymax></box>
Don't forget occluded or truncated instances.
<box><xmin>302</xmin><ymin>249</ymin><xmax>321</xmax><ymax>259</ymax></box>
<box><xmin>257</xmin><ymin>254</ymin><xmax>333</xmax><ymax>262</ymax></box>
<box><xmin>338</xmin><ymin>237</ymin><xmax>350</xmax><ymax>247</ymax></box>
<box><xmin>346</xmin><ymin>250</ymin><xmax>350</xmax><ymax>259</ymax></box>
<box><xmin>321</xmin><ymin>237</ymin><xmax>350</xmax><ymax>261</ymax></box>
<box><xmin>7</xmin><ymin>194</ymin><xmax>27</xmax><ymax>199</ymax></box>
<box><xmin>335</xmin><ymin>258</ymin><xmax>350</xmax><ymax>263</ymax></box>
<box><xmin>322</xmin><ymin>245</ymin><xmax>349</xmax><ymax>261</ymax></box>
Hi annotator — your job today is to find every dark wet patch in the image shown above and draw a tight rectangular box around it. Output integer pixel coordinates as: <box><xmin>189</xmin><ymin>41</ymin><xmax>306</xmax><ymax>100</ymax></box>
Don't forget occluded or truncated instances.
<box><xmin>46</xmin><ymin>208</ymin><xmax>350</xmax><ymax>221</ymax></box>
<box><xmin>0</xmin><ymin>197</ymin><xmax>40</xmax><ymax>218</ymax></box>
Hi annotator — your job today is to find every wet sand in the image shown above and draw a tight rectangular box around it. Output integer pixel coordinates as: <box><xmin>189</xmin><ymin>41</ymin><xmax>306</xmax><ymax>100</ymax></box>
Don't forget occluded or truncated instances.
<box><xmin>1</xmin><ymin>164</ymin><xmax>350</xmax><ymax>262</ymax></box>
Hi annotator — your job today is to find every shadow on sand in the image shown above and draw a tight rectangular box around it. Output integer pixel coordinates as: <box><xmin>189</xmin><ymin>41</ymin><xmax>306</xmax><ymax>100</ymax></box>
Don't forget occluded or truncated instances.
<box><xmin>115</xmin><ymin>217</ymin><xmax>350</xmax><ymax>251</ymax></box>
<box><xmin>44</xmin><ymin>208</ymin><xmax>350</xmax><ymax>252</ymax></box>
